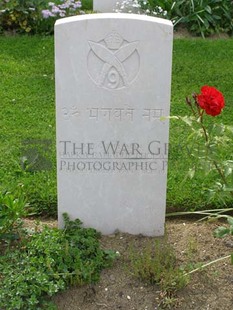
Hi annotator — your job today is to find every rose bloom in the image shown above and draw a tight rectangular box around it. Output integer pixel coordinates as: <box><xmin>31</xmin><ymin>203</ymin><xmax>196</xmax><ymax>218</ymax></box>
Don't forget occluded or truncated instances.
<box><xmin>197</xmin><ymin>86</ymin><xmax>225</xmax><ymax>116</ymax></box>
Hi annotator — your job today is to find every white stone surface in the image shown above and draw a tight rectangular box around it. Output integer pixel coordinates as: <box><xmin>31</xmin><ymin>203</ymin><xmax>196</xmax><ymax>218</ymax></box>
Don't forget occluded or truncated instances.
<box><xmin>55</xmin><ymin>13</ymin><xmax>173</xmax><ymax>236</ymax></box>
<box><xmin>94</xmin><ymin>0</ymin><xmax>118</xmax><ymax>12</ymax></box>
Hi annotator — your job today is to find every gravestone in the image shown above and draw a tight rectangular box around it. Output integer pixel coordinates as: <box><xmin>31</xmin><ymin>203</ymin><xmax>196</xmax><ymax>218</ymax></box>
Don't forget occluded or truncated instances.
<box><xmin>94</xmin><ymin>0</ymin><xmax>117</xmax><ymax>12</ymax></box>
<box><xmin>55</xmin><ymin>13</ymin><xmax>173</xmax><ymax>236</ymax></box>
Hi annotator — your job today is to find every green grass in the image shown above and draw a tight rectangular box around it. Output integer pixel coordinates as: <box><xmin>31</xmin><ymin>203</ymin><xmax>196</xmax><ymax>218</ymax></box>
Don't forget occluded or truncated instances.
<box><xmin>169</xmin><ymin>39</ymin><xmax>233</xmax><ymax>210</ymax></box>
<box><xmin>0</xmin><ymin>36</ymin><xmax>56</xmax><ymax>214</ymax></box>
<box><xmin>0</xmin><ymin>36</ymin><xmax>233</xmax><ymax>214</ymax></box>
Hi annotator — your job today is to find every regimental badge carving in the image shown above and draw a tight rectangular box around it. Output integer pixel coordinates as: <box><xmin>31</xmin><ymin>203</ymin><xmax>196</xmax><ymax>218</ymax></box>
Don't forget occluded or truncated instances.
<box><xmin>87</xmin><ymin>31</ymin><xmax>140</xmax><ymax>90</ymax></box>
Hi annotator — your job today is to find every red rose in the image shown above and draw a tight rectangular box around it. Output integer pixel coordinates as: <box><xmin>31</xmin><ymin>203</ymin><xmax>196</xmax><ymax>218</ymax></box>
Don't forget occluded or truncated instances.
<box><xmin>197</xmin><ymin>86</ymin><xmax>225</xmax><ymax>116</ymax></box>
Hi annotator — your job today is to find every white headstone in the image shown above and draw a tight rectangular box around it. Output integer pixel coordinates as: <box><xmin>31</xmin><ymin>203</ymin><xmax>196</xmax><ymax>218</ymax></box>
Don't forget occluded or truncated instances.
<box><xmin>94</xmin><ymin>0</ymin><xmax>117</xmax><ymax>12</ymax></box>
<box><xmin>55</xmin><ymin>13</ymin><xmax>173</xmax><ymax>236</ymax></box>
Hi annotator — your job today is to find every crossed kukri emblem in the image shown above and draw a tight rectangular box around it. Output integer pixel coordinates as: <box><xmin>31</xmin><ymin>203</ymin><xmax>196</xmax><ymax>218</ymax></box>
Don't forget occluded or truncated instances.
<box><xmin>88</xmin><ymin>40</ymin><xmax>139</xmax><ymax>88</ymax></box>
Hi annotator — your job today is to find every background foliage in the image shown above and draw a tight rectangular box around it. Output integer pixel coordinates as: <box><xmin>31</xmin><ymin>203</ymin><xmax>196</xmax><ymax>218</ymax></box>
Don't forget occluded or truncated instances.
<box><xmin>0</xmin><ymin>0</ymin><xmax>233</xmax><ymax>36</ymax></box>
<box><xmin>140</xmin><ymin>0</ymin><xmax>233</xmax><ymax>37</ymax></box>
<box><xmin>0</xmin><ymin>0</ymin><xmax>91</xmax><ymax>34</ymax></box>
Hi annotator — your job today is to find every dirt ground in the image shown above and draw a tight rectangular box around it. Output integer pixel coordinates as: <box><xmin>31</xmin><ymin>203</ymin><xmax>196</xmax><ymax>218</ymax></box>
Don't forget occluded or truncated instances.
<box><xmin>36</xmin><ymin>218</ymin><xmax>233</xmax><ymax>310</ymax></box>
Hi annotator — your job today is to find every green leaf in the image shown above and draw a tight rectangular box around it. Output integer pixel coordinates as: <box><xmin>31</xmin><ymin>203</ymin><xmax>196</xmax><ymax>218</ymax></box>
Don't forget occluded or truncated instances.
<box><xmin>224</xmin><ymin>167</ymin><xmax>232</xmax><ymax>177</ymax></box>
<box><xmin>187</xmin><ymin>168</ymin><xmax>195</xmax><ymax>179</ymax></box>
<box><xmin>205</xmin><ymin>5</ymin><xmax>212</xmax><ymax>14</ymax></box>
<box><xmin>227</xmin><ymin>217</ymin><xmax>233</xmax><ymax>227</ymax></box>
<box><xmin>179</xmin><ymin>116</ymin><xmax>194</xmax><ymax>127</ymax></box>
<box><xmin>223</xmin><ymin>187</ymin><xmax>233</xmax><ymax>192</ymax></box>
<box><xmin>168</xmin><ymin>116</ymin><xmax>179</xmax><ymax>120</ymax></box>
<box><xmin>214</xmin><ymin>226</ymin><xmax>230</xmax><ymax>238</ymax></box>
<box><xmin>225</xmin><ymin>126</ymin><xmax>233</xmax><ymax>134</ymax></box>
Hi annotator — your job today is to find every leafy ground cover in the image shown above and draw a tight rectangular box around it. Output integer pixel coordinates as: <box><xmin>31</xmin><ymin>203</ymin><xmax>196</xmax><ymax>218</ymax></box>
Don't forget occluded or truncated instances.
<box><xmin>0</xmin><ymin>214</ymin><xmax>116</xmax><ymax>309</ymax></box>
<box><xmin>0</xmin><ymin>36</ymin><xmax>233</xmax><ymax>214</ymax></box>
<box><xmin>28</xmin><ymin>217</ymin><xmax>233</xmax><ymax>309</ymax></box>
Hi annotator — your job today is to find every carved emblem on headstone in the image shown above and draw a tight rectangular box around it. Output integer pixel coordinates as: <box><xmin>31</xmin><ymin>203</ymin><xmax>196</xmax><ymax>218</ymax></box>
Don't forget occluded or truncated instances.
<box><xmin>87</xmin><ymin>31</ymin><xmax>140</xmax><ymax>90</ymax></box>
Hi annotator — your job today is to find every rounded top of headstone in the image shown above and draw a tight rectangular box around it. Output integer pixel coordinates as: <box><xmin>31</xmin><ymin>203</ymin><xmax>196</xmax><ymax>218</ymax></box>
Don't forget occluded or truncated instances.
<box><xmin>55</xmin><ymin>13</ymin><xmax>173</xmax><ymax>30</ymax></box>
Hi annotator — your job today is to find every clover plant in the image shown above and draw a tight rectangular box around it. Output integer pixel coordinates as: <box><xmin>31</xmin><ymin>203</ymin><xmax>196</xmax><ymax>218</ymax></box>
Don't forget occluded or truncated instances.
<box><xmin>0</xmin><ymin>213</ymin><xmax>116</xmax><ymax>310</ymax></box>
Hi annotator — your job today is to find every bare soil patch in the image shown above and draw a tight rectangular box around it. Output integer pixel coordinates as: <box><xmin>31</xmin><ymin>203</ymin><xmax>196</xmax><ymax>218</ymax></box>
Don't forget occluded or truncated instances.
<box><xmin>25</xmin><ymin>218</ymin><xmax>233</xmax><ymax>310</ymax></box>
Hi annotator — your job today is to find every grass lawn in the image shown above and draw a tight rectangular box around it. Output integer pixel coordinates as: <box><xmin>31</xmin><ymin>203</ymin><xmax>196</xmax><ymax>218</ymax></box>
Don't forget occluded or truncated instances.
<box><xmin>0</xmin><ymin>35</ymin><xmax>233</xmax><ymax>215</ymax></box>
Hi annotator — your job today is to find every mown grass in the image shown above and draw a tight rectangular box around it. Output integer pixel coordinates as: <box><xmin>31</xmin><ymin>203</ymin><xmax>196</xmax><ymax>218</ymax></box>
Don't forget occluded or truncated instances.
<box><xmin>0</xmin><ymin>36</ymin><xmax>233</xmax><ymax>214</ymax></box>
<box><xmin>169</xmin><ymin>38</ymin><xmax>233</xmax><ymax>210</ymax></box>
<box><xmin>0</xmin><ymin>36</ymin><xmax>56</xmax><ymax>214</ymax></box>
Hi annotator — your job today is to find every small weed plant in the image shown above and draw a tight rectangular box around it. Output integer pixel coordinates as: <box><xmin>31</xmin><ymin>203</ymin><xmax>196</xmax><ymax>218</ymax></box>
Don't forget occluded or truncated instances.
<box><xmin>129</xmin><ymin>238</ymin><xmax>188</xmax><ymax>293</ymax></box>
<box><xmin>0</xmin><ymin>213</ymin><xmax>116</xmax><ymax>310</ymax></box>
<box><xmin>0</xmin><ymin>188</ymin><xmax>28</xmax><ymax>241</ymax></box>
<box><xmin>214</xmin><ymin>215</ymin><xmax>233</xmax><ymax>264</ymax></box>
<box><xmin>215</xmin><ymin>216</ymin><xmax>233</xmax><ymax>238</ymax></box>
